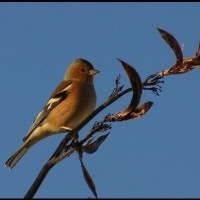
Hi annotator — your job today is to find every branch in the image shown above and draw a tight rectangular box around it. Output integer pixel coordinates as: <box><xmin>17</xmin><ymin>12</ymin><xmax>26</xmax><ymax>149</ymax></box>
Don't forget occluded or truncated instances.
<box><xmin>23</xmin><ymin>25</ymin><xmax>200</xmax><ymax>199</ymax></box>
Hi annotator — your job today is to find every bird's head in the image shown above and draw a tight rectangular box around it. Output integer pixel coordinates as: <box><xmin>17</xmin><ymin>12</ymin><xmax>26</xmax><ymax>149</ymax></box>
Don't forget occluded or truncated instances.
<box><xmin>64</xmin><ymin>58</ymin><xmax>99</xmax><ymax>83</ymax></box>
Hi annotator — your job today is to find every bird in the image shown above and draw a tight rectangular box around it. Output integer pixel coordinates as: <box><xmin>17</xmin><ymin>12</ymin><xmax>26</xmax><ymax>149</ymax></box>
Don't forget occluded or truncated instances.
<box><xmin>5</xmin><ymin>58</ymin><xmax>99</xmax><ymax>169</ymax></box>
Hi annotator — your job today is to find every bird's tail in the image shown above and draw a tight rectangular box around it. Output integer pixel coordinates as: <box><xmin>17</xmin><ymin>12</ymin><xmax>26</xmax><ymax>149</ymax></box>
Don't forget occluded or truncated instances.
<box><xmin>5</xmin><ymin>144</ymin><xmax>29</xmax><ymax>170</ymax></box>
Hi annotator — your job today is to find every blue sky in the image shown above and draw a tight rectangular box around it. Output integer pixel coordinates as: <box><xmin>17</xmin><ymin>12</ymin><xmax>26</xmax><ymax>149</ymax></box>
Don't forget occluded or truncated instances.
<box><xmin>1</xmin><ymin>3</ymin><xmax>200</xmax><ymax>198</ymax></box>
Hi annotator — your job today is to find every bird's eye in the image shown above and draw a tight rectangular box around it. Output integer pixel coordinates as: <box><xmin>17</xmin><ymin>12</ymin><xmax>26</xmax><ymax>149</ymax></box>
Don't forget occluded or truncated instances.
<box><xmin>80</xmin><ymin>68</ymin><xmax>86</xmax><ymax>72</ymax></box>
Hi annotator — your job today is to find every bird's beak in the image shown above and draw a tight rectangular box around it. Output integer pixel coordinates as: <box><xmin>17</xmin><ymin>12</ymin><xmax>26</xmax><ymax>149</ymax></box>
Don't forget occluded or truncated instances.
<box><xmin>89</xmin><ymin>68</ymin><xmax>100</xmax><ymax>76</ymax></box>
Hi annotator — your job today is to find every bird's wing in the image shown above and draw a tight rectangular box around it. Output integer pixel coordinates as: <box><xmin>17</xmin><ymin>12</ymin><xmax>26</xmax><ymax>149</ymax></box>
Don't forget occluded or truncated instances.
<box><xmin>23</xmin><ymin>80</ymin><xmax>73</xmax><ymax>141</ymax></box>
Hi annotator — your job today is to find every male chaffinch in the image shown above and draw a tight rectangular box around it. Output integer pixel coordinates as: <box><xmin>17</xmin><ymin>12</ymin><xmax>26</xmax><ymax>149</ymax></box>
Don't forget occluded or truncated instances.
<box><xmin>5</xmin><ymin>58</ymin><xmax>99</xmax><ymax>169</ymax></box>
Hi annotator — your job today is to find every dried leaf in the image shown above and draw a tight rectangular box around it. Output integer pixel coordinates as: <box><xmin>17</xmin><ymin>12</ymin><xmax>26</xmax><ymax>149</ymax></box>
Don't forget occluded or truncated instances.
<box><xmin>106</xmin><ymin>101</ymin><xmax>153</xmax><ymax>122</ymax></box>
<box><xmin>114</xmin><ymin>58</ymin><xmax>143</xmax><ymax>119</ymax></box>
<box><xmin>174</xmin><ymin>39</ymin><xmax>200</xmax><ymax>73</ymax></box>
<box><xmin>193</xmin><ymin>40</ymin><xmax>200</xmax><ymax>60</ymax></box>
<box><xmin>156</xmin><ymin>26</ymin><xmax>200</xmax><ymax>76</ymax></box>
<box><xmin>190</xmin><ymin>39</ymin><xmax>200</xmax><ymax>68</ymax></box>
<box><xmin>130</xmin><ymin>101</ymin><xmax>154</xmax><ymax>119</ymax></box>
<box><xmin>83</xmin><ymin>133</ymin><xmax>110</xmax><ymax>154</ymax></box>
<box><xmin>79</xmin><ymin>156</ymin><xmax>98</xmax><ymax>198</ymax></box>
<box><xmin>155</xmin><ymin>25</ymin><xmax>183</xmax><ymax>65</ymax></box>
